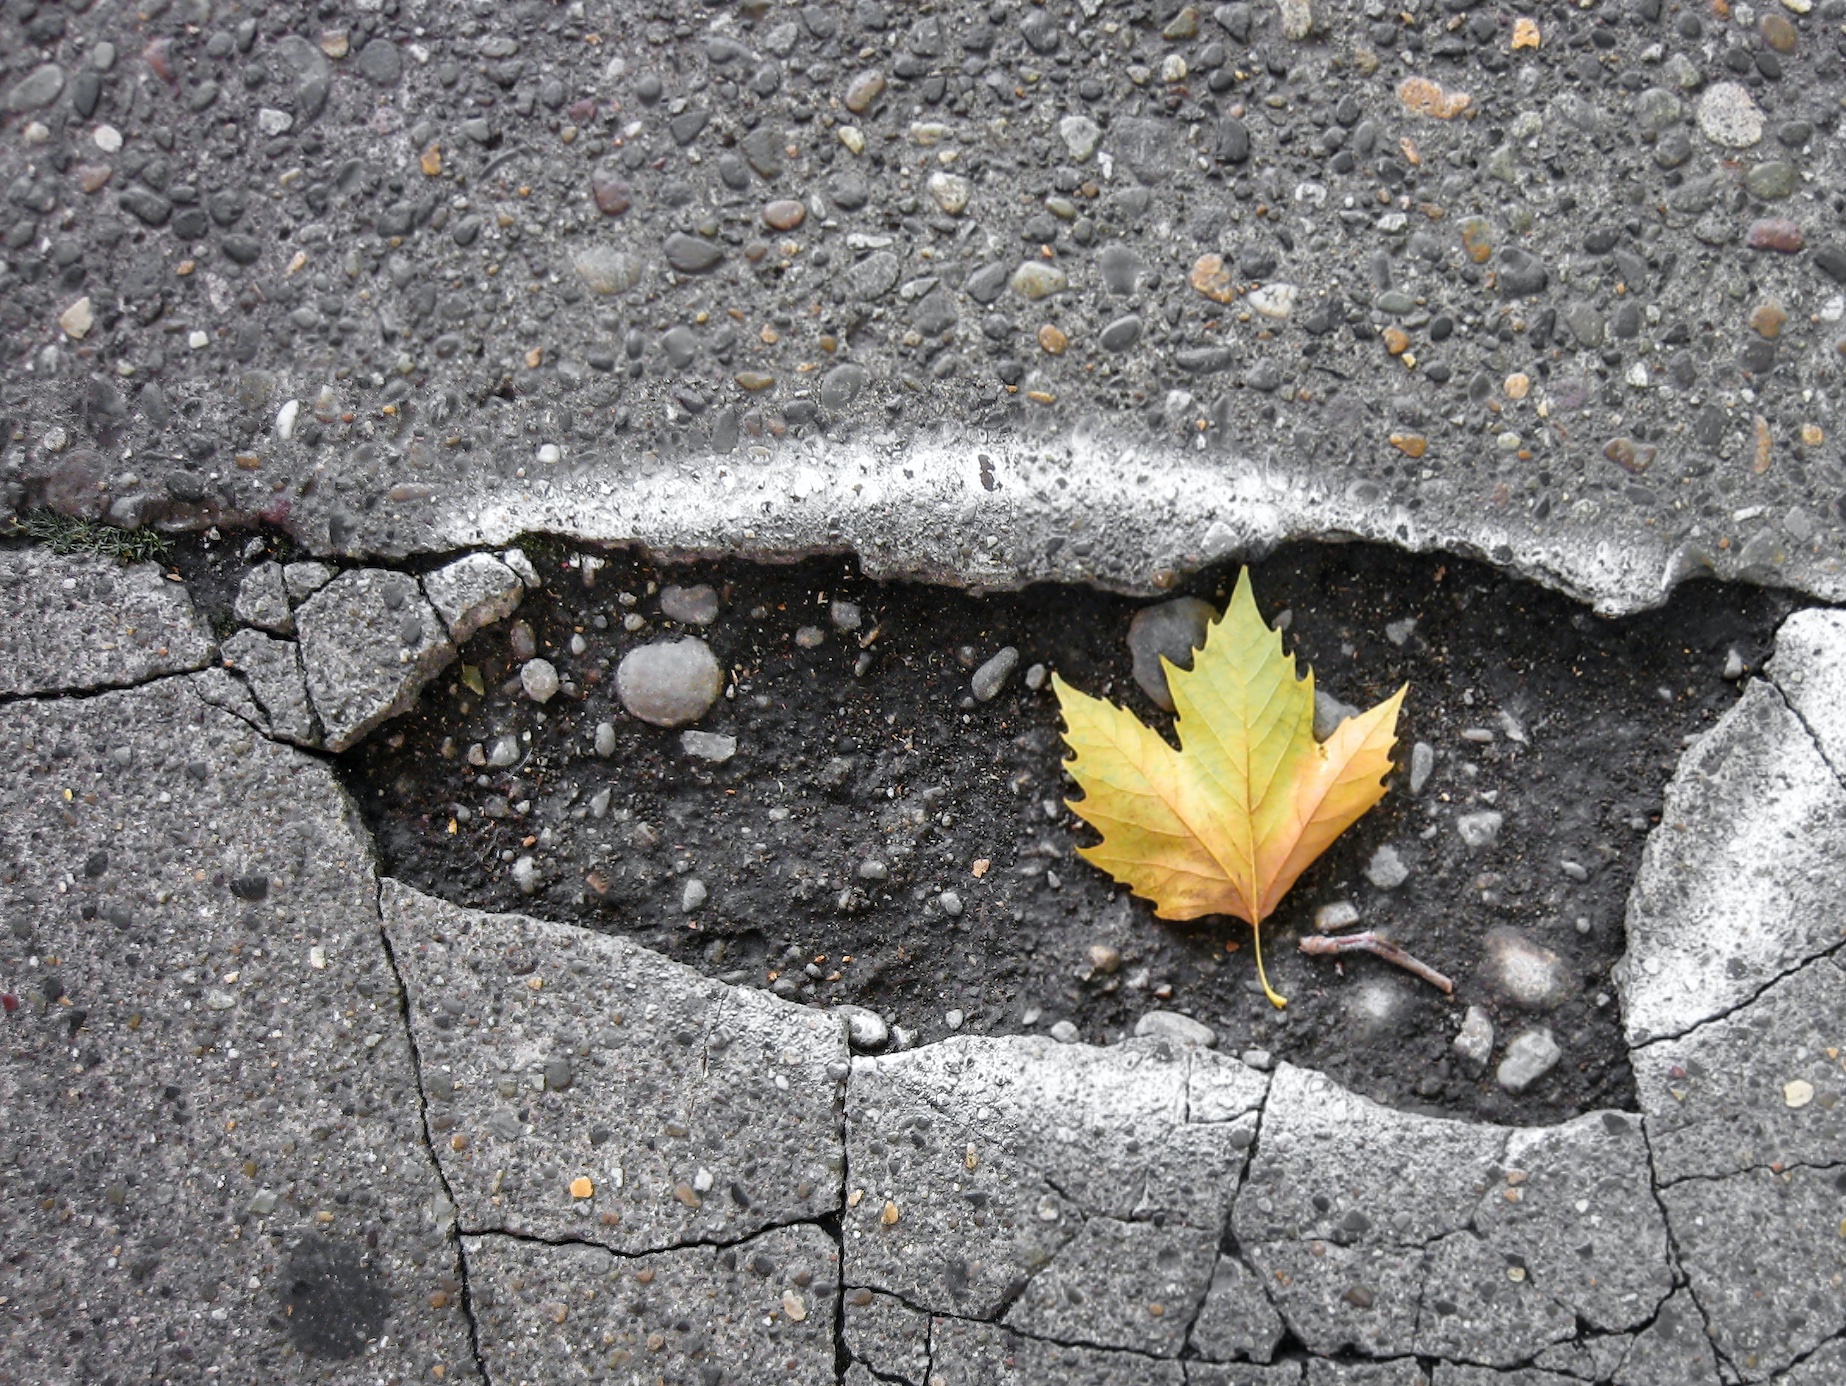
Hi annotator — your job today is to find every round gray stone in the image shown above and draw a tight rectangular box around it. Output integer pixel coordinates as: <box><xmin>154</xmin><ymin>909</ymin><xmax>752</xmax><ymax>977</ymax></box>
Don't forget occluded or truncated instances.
<box><xmin>617</xmin><ymin>638</ymin><xmax>724</xmax><ymax>727</ymax></box>
<box><xmin>1128</xmin><ymin>598</ymin><xmax>1216</xmax><ymax>711</ymax></box>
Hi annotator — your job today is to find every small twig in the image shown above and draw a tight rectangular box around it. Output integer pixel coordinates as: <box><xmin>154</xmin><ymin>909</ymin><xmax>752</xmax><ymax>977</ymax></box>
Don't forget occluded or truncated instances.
<box><xmin>1298</xmin><ymin>930</ymin><xmax>1454</xmax><ymax>995</ymax></box>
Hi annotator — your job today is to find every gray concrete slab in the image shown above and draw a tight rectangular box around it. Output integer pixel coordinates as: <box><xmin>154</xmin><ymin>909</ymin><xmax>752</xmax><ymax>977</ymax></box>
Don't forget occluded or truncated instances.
<box><xmin>1768</xmin><ymin>607</ymin><xmax>1846</xmax><ymax>779</ymax></box>
<box><xmin>1609</xmin><ymin>1286</ymin><xmax>1724</xmax><ymax>1386</ymax></box>
<box><xmin>422</xmin><ymin>551</ymin><xmax>526</xmax><ymax>645</ymax></box>
<box><xmin>220</xmin><ymin>627</ymin><xmax>319</xmax><ymax>748</ymax></box>
<box><xmin>1662</xmin><ymin>1164</ymin><xmax>1846</xmax><ymax>1381</ymax></box>
<box><xmin>1187</xmin><ymin>1365</ymin><xmax>1306</xmax><ymax>1386</ymax></box>
<box><xmin>382</xmin><ymin>881</ymin><xmax>847</xmax><ymax>1254</ymax></box>
<box><xmin>295</xmin><ymin>566</ymin><xmax>456</xmax><ymax>752</ymax></box>
<box><xmin>462</xmin><ymin>1221</ymin><xmax>839</xmax><ymax>1384</ymax></box>
<box><xmin>842</xmin><ymin>1036</ymin><xmax>1262</xmax><ymax>1337</ymax></box>
<box><xmin>1614</xmin><ymin>679</ymin><xmax>1846</xmax><ymax>1045</ymax></box>
<box><xmin>928</xmin><ymin>1314</ymin><xmax>1186</xmax><ymax>1385</ymax></box>
<box><xmin>1634</xmin><ymin>955</ymin><xmax>1846</xmax><ymax>1185</ymax></box>
<box><xmin>0</xmin><ymin>549</ymin><xmax>211</xmax><ymax>697</ymax></box>
<box><xmin>843</xmin><ymin>1286</ymin><xmax>931</xmax><ymax>1386</ymax></box>
<box><xmin>0</xmin><ymin>677</ymin><xmax>476</xmax><ymax>1381</ymax></box>
<box><xmin>1774</xmin><ymin>1339</ymin><xmax>1846</xmax><ymax>1385</ymax></box>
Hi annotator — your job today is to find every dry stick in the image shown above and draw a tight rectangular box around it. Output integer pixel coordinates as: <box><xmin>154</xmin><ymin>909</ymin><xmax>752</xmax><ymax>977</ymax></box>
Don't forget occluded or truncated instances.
<box><xmin>1297</xmin><ymin>930</ymin><xmax>1455</xmax><ymax>995</ymax></box>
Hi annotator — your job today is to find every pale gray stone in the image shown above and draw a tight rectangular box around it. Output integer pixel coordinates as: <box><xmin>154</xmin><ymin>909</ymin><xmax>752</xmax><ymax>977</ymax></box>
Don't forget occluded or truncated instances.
<box><xmin>1409</xmin><ymin>741</ymin><xmax>1436</xmax><ymax>794</ymax></box>
<box><xmin>1128</xmin><ymin>597</ymin><xmax>1215</xmax><ymax>710</ymax></box>
<box><xmin>837</xmin><ymin>1004</ymin><xmax>890</xmax><ymax>1052</ymax></box>
<box><xmin>1614</xmin><ymin>681</ymin><xmax>1846</xmax><ymax>1044</ymax></box>
<box><xmin>0</xmin><ymin>550</ymin><xmax>211</xmax><ymax>696</ymax></box>
<box><xmin>1455</xmin><ymin>809</ymin><xmax>1504</xmax><ymax>849</ymax></box>
<box><xmin>464</xmin><ymin>1223</ymin><xmax>837</xmax><ymax>1381</ymax></box>
<box><xmin>659</xmin><ymin>582</ymin><xmax>720</xmax><ymax>625</ymax></box>
<box><xmin>1190</xmin><ymin>1365</ymin><xmax>1306</xmax><ymax>1386</ymax></box>
<box><xmin>1452</xmin><ymin>1005</ymin><xmax>1494</xmax><ymax>1074</ymax></box>
<box><xmin>232</xmin><ymin>559</ymin><xmax>293</xmax><ymax>634</ymax></box>
<box><xmin>382</xmin><ymin>882</ymin><xmax>847</xmax><ymax>1252</ymax></box>
<box><xmin>421</xmin><ymin>552</ymin><xmax>523</xmax><ymax>643</ymax></box>
<box><xmin>1497</xmin><ymin>1028</ymin><xmax>1562</xmax><ymax>1094</ymax></box>
<box><xmin>1364</xmin><ymin>845</ymin><xmax>1410</xmax><ymax>889</ymax></box>
<box><xmin>1305</xmin><ymin>1360</ymin><xmax>1428</xmax><ymax>1385</ymax></box>
<box><xmin>971</xmin><ymin>645</ymin><xmax>1020</xmax><ymax>701</ymax></box>
<box><xmin>616</xmin><ymin>637</ymin><xmax>724</xmax><ymax>727</ymax></box>
<box><xmin>295</xmin><ymin>568</ymin><xmax>456</xmax><ymax>751</ymax></box>
<box><xmin>1134</xmin><ymin>1009</ymin><xmax>1217</xmax><ymax>1048</ymax></box>
<box><xmin>0</xmin><ymin>679</ymin><xmax>475</xmax><ymax>1381</ymax></box>
<box><xmin>519</xmin><ymin>656</ymin><xmax>559</xmax><ymax>702</ymax></box>
<box><xmin>1478</xmin><ymin>928</ymin><xmax>1574</xmax><ymax>1011</ymax></box>
<box><xmin>1313</xmin><ymin>688</ymin><xmax>1360</xmax><ymax>740</ymax></box>
<box><xmin>680</xmin><ymin>729</ymin><xmax>736</xmax><ymax>762</ymax></box>
<box><xmin>220</xmin><ymin>628</ymin><xmax>318</xmax><ymax>746</ymax></box>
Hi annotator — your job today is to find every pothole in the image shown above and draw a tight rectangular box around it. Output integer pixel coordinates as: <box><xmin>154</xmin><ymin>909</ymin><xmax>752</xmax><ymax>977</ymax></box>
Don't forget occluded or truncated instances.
<box><xmin>193</xmin><ymin>536</ymin><xmax>1790</xmax><ymax>1127</ymax></box>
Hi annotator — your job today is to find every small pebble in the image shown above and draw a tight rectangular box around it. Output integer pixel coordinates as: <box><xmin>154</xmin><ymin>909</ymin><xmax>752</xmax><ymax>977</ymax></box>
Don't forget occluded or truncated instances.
<box><xmin>1314</xmin><ymin>901</ymin><xmax>1361</xmax><ymax>933</ymax></box>
<box><xmin>616</xmin><ymin>639</ymin><xmax>724</xmax><ymax>728</ymax></box>
<box><xmin>680</xmin><ymin>730</ymin><xmax>736</xmax><ymax>762</ymax></box>
<box><xmin>971</xmin><ymin>647</ymin><xmax>1020</xmax><ymax>702</ymax></box>
<box><xmin>521</xmin><ymin>658</ymin><xmax>560</xmax><ymax>704</ymax></box>
<box><xmin>829</xmin><ymin>600</ymin><xmax>863</xmax><ymax>632</ymax></box>
<box><xmin>1497</xmin><ymin>1028</ymin><xmax>1561</xmax><ymax>1094</ymax></box>
<box><xmin>1452</xmin><ymin>1005</ymin><xmax>1494</xmax><ymax>1076</ymax></box>
<box><xmin>1456</xmin><ymin>810</ymin><xmax>1504</xmax><ymax>849</ymax></box>
<box><xmin>1133</xmin><ymin>1010</ymin><xmax>1217</xmax><ymax>1048</ymax></box>
<box><xmin>659</xmin><ymin>584</ymin><xmax>719</xmax><ymax>625</ymax></box>
<box><xmin>1049</xmin><ymin>1019</ymin><xmax>1081</xmax><ymax>1044</ymax></box>
<box><xmin>1479</xmin><ymin>928</ymin><xmax>1573</xmax><ymax>1011</ymax></box>
<box><xmin>1127</xmin><ymin>598</ymin><xmax>1215</xmax><ymax>711</ymax></box>
<box><xmin>680</xmin><ymin>878</ymin><xmax>708</xmax><ymax>913</ymax></box>
<box><xmin>1409</xmin><ymin>742</ymin><xmax>1436</xmax><ymax>795</ymax></box>
<box><xmin>593</xmin><ymin>721</ymin><xmax>617</xmax><ymax>758</ymax></box>
<box><xmin>837</xmin><ymin>1005</ymin><xmax>890</xmax><ymax>1052</ymax></box>
<box><xmin>1365</xmin><ymin>845</ymin><xmax>1409</xmax><ymax>889</ymax></box>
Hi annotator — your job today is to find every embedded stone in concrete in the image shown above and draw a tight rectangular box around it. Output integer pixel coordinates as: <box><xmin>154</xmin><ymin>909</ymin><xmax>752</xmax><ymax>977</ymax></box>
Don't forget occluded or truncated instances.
<box><xmin>0</xmin><ymin>549</ymin><xmax>211</xmax><ymax>696</ymax></box>
<box><xmin>843</xmin><ymin>1288</ymin><xmax>931</xmax><ymax>1384</ymax></box>
<box><xmin>463</xmin><ymin>1223</ymin><xmax>838</xmax><ymax>1382</ymax></box>
<box><xmin>0</xmin><ymin>679</ymin><xmax>475</xmax><ymax>1382</ymax></box>
<box><xmin>1004</xmin><ymin>1216</ymin><xmax>1218</xmax><ymax>1356</ymax></box>
<box><xmin>1767</xmin><ymin>607</ymin><xmax>1846</xmax><ymax>777</ymax></box>
<box><xmin>1605</xmin><ymin>1286</ymin><xmax>1722</xmax><ymax>1386</ymax></box>
<box><xmin>220</xmin><ymin>628</ymin><xmax>318</xmax><ymax>746</ymax></box>
<box><xmin>1633</xmin><ymin>955</ymin><xmax>1846</xmax><ymax>1185</ymax></box>
<box><xmin>382</xmin><ymin>881</ymin><xmax>847</xmax><ymax>1252</ymax></box>
<box><xmin>928</xmin><ymin>1315</ymin><xmax>1186</xmax><ymax>1385</ymax></box>
<box><xmin>1189</xmin><ymin>1254</ymin><xmax>1288</xmax><ymax>1364</ymax></box>
<box><xmin>1614</xmin><ymin>680</ymin><xmax>1846</xmax><ymax>1044</ymax></box>
<box><xmin>420</xmin><ymin>551</ymin><xmax>524</xmax><ymax>643</ymax></box>
<box><xmin>844</xmin><ymin>1039</ymin><xmax>1264</xmax><ymax>1324</ymax></box>
<box><xmin>1660</xmin><ymin>1165</ymin><xmax>1846</xmax><ymax>1379</ymax></box>
<box><xmin>295</xmin><ymin>567</ymin><xmax>456</xmax><ymax>751</ymax></box>
<box><xmin>1235</xmin><ymin>1064</ymin><xmax>1505</xmax><ymax>1357</ymax></box>
<box><xmin>231</xmin><ymin>559</ymin><xmax>294</xmax><ymax>634</ymax></box>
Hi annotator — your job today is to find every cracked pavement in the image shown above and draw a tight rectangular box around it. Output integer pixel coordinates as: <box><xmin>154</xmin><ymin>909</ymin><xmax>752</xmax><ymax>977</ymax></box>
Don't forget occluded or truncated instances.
<box><xmin>4</xmin><ymin>544</ymin><xmax>1845</xmax><ymax>1383</ymax></box>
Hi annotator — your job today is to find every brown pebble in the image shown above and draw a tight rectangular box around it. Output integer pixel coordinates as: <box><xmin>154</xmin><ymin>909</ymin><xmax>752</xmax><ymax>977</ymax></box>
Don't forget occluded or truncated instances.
<box><xmin>1749</xmin><ymin>301</ymin><xmax>1787</xmax><ymax>339</ymax></box>
<box><xmin>429</xmin><ymin>1290</ymin><xmax>450</xmax><ymax>1309</ymax></box>
<box><xmin>763</xmin><ymin>199</ymin><xmax>806</xmax><ymax>231</ymax></box>
<box><xmin>1037</xmin><ymin>324</ymin><xmax>1068</xmax><ymax>355</ymax></box>
<box><xmin>76</xmin><ymin>164</ymin><xmax>113</xmax><ymax>193</ymax></box>
<box><xmin>735</xmin><ymin>371</ymin><xmax>776</xmax><ymax>392</ymax></box>
<box><xmin>673</xmin><ymin>1182</ymin><xmax>702</xmax><ymax>1208</ymax></box>
<box><xmin>1397</xmin><ymin>75</ymin><xmax>1471</xmax><ymax>120</ymax></box>
<box><xmin>1602</xmin><ymin>437</ymin><xmax>1656</xmax><ymax>474</ymax></box>
<box><xmin>1762</xmin><ymin>14</ymin><xmax>1798</xmax><ymax>53</ymax></box>
<box><xmin>1188</xmin><ymin>253</ymin><xmax>1236</xmax><ymax>304</ymax></box>
<box><xmin>590</xmin><ymin>169</ymin><xmax>632</xmax><ymax>217</ymax></box>
<box><xmin>1503</xmin><ymin>372</ymin><xmax>1530</xmax><ymax>400</ymax></box>
<box><xmin>1753</xmin><ymin>415</ymin><xmax>1773</xmax><ymax>474</ymax></box>
<box><xmin>1747</xmin><ymin>218</ymin><xmax>1804</xmax><ymax>253</ymax></box>
<box><xmin>1382</xmin><ymin>326</ymin><xmax>1411</xmax><ymax>356</ymax></box>
<box><xmin>881</xmin><ymin>1200</ymin><xmax>901</xmax><ymax>1226</ymax></box>
<box><xmin>1388</xmin><ymin>433</ymin><xmax>1428</xmax><ymax>458</ymax></box>
<box><xmin>845</xmin><ymin>69</ymin><xmax>886</xmax><ymax>114</ymax></box>
<box><xmin>1459</xmin><ymin>217</ymin><xmax>1494</xmax><ymax>265</ymax></box>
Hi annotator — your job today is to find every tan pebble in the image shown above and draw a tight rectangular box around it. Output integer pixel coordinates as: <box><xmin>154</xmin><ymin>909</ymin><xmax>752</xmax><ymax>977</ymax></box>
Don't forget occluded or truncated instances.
<box><xmin>548</xmin><ymin>1303</ymin><xmax>569</xmax><ymax>1324</ymax></box>
<box><xmin>673</xmin><ymin>1182</ymin><xmax>702</xmax><ymax>1208</ymax></box>
<box><xmin>58</xmin><ymin>297</ymin><xmax>94</xmax><ymax>340</ymax></box>
<box><xmin>1801</xmin><ymin>423</ymin><xmax>1824</xmax><ymax>446</ymax></box>
<box><xmin>420</xmin><ymin>144</ymin><xmax>442</xmax><ymax>177</ymax></box>
<box><xmin>735</xmin><ymin>371</ymin><xmax>776</xmax><ymax>392</ymax></box>
<box><xmin>1753</xmin><ymin>415</ymin><xmax>1773</xmax><ymax>474</ymax></box>
<box><xmin>429</xmin><ymin>1290</ymin><xmax>450</xmax><ymax>1308</ymax></box>
<box><xmin>1459</xmin><ymin>217</ymin><xmax>1493</xmax><ymax>265</ymax></box>
<box><xmin>1025</xmin><ymin>389</ymin><xmax>1057</xmax><ymax>405</ymax></box>
<box><xmin>76</xmin><ymin>164</ymin><xmax>113</xmax><ymax>193</ymax></box>
<box><xmin>635</xmin><ymin>1269</ymin><xmax>655</xmax><ymax>1284</ymax></box>
<box><xmin>847</xmin><ymin>1188</ymin><xmax>865</xmax><ymax>1207</ymax></box>
<box><xmin>1762</xmin><ymin>14</ymin><xmax>1798</xmax><ymax>53</ymax></box>
<box><xmin>845</xmin><ymin>69</ymin><xmax>886</xmax><ymax>115</ymax></box>
<box><xmin>1382</xmin><ymin>326</ymin><xmax>1410</xmax><ymax>356</ymax></box>
<box><xmin>881</xmin><ymin>1200</ymin><xmax>901</xmax><ymax>1226</ymax></box>
<box><xmin>1148</xmin><ymin>1303</ymin><xmax>1166</xmax><ymax>1317</ymax></box>
<box><xmin>763</xmin><ymin>199</ymin><xmax>806</xmax><ymax>231</ymax></box>
<box><xmin>450</xmin><ymin>1134</ymin><xmax>468</xmax><ymax>1151</ymax></box>
<box><xmin>964</xmin><ymin>1145</ymin><xmax>979</xmax><ymax>1171</ymax></box>
<box><xmin>1749</xmin><ymin>301</ymin><xmax>1788</xmax><ymax>339</ymax></box>
<box><xmin>1397</xmin><ymin>76</ymin><xmax>1471</xmax><ymax>120</ymax></box>
<box><xmin>1388</xmin><ymin>433</ymin><xmax>1428</xmax><ymax>458</ymax></box>
<box><xmin>1087</xmin><ymin>943</ymin><xmax>1122</xmax><ymax>974</ymax></box>
<box><xmin>646</xmin><ymin>1332</ymin><xmax>665</xmax><ymax>1352</ymax></box>
<box><xmin>1188</xmin><ymin>252</ymin><xmax>1236</xmax><ymax>304</ymax></box>
<box><xmin>1511</xmin><ymin>17</ymin><xmax>1541</xmax><ymax>49</ymax></box>
<box><xmin>1504</xmin><ymin>373</ymin><xmax>1530</xmax><ymax>400</ymax></box>
<box><xmin>318</xmin><ymin>30</ymin><xmax>350</xmax><ymax>59</ymax></box>
<box><xmin>1037</xmin><ymin>324</ymin><xmax>1068</xmax><ymax>355</ymax></box>
<box><xmin>1785</xmin><ymin>1078</ymin><xmax>1816</xmax><ymax>1108</ymax></box>
<box><xmin>781</xmin><ymin>1290</ymin><xmax>808</xmax><ymax>1322</ymax></box>
<box><xmin>570</xmin><ymin>1176</ymin><xmax>594</xmax><ymax>1199</ymax></box>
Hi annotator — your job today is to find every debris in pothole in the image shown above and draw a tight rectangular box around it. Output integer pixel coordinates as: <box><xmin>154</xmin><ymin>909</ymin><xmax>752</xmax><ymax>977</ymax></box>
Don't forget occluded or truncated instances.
<box><xmin>1478</xmin><ymin>928</ymin><xmax>1575</xmax><ymax>1012</ymax></box>
<box><xmin>1300</xmin><ymin>930</ymin><xmax>1455</xmax><ymax>995</ymax></box>
<box><xmin>1452</xmin><ymin>1005</ymin><xmax>1495</xmax><ymax>1077</ymax></box>
<box><xmin>1498</xmin><ymin>1028</ymin><xmax>1563</xmax><ymax>1094</ymax></box>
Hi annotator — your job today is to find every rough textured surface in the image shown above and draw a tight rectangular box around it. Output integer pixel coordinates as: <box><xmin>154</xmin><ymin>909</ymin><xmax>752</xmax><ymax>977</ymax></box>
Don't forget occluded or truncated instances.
<box><xmin>1769</xmin><ymin>606</ymin><xmax>1846</xmax><ymax>777</ymax></box>
<box><xmin>928</xmin><ymin>1315</ymin><xmax>1186</xmax><ymax>1385</ymax></box>
<box><xmin>421</xmin><ymin>551</ymin><xmax>525</xmax><ymax>644</ymax></box>
<box><xmin>1634</xmin><ymin>955</ymin><xmax>1846</xmax><ymax>1185</ymax></box>
<box><xmin>383</xmin><ymin>881</ymin><xmax>847</xmax><ymax>1253</ymax></box>
<box><xmin>295</xmin><ymin>566</ymin><xmax>456</xmax><ymax>751</ymax></box>
<box><xmin>219</xmin><ymin>627</ymin><xmax>319</xmax><ymax>747</ymax></box>
<box><xmin>0</xmin><ymin>678</ymin><xmax>476</xmax><ymax>1381</ymax></box>
<box><xmin>231</xmin><ymin>559</ymin><xmax>294</xmax><ymax>636</ymax></box>
<box><xmin>843</xmin><ymin>1287</ymin><xmax>932</xmax><ymax>1385</ymax></box>
<box><xmin>1613</xmin><ymin>679</ymin><xmax>1846</xmax><ymax>1044</ymax></box>
<box><xmin>0</xmin><ymin>549</ymin><xmax>211</xmax><ymax>697</ymax></box>
<box><xmin>463</xmin><ymin>1222</ymin><xmax>839</xmax><ymax>1382</ymax></box>
<box><xmin>843</xmin><ymin>1037</ymin><xmax>1263</xmax><ymax>1329</ymax></box>
<box><xmin>1661</xmin><ymin>1165</ymin><xmax>1846</xmax><ymax>1381</ymax></box>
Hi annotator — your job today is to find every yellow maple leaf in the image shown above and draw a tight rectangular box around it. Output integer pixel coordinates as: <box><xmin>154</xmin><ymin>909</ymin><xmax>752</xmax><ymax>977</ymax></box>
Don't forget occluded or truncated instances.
<box><xmin>1053</xmin><ymin>569</ymin><xmax>1406</xmax><ymax>1009</ymax></box>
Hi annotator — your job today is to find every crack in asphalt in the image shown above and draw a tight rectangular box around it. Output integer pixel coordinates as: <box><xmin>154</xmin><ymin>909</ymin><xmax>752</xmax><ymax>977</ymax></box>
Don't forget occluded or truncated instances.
<box><xmin>1637</xmin><ymin>1120</ymin><xmax>1733</xmax><ymax>1383</ymax></box>
<box><xmin>1634</xmin><ymin>931</ymin><xmax>1846</xmax><ymax>1050</ymax></box>
<box><xmin>0</xmin><ymin>660</ymin><xmax>211</xmax><ymax>705</ymax></box>
<box><xmin>375</xmin><ymin>885</ymin><xmax>491</xmax><ymax>1385</ymax></box>
<box><xmin>1766</xmin><ymin>664</ymin><xmax>1846</xmax><ymax>792</ymax></box>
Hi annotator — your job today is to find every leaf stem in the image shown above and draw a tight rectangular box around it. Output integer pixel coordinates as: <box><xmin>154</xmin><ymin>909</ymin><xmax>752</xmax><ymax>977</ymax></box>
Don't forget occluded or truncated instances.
<box><xmin>1251</xmin><ymin>916</ymin><xmax>1288</xmax><ymax>1010</ymax></box>
<box><xmin>1296</xmin><ymin>930</ymin><xmax>1455</xmax><ymax>995</ymax></box>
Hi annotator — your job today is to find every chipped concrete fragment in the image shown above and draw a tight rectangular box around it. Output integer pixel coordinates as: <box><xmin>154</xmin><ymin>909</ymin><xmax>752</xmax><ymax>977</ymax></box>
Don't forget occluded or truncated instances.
<box><xmin>421</xmin><ymin>551</ymin><xmax>524</xmax><ymax>643</ymax></box>
<box><xmin>295</xmin><ymin>567</ymin><xmax>456</xmax><ymax>751</ymax></box>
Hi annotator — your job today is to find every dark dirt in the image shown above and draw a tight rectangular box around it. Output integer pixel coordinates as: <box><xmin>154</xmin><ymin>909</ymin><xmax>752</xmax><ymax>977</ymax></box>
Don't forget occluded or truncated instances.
<box><xmin>177</xmin><ymin>534</ymin><xmax>1798</xmax><ymax>1127</ymax></box>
